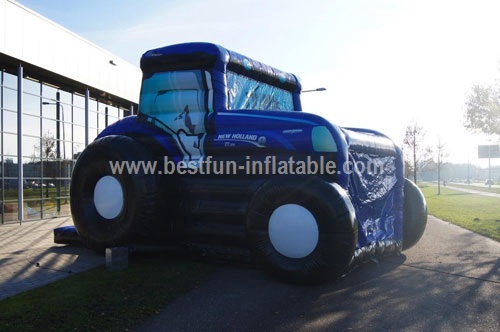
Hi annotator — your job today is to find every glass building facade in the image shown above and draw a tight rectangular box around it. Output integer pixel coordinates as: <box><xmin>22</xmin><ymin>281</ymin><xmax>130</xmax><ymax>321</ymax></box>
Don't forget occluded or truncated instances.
<box><xmin>0</xmin><ymin>67</ymin><xmax>135</xmax><ymax>224</ymax></box>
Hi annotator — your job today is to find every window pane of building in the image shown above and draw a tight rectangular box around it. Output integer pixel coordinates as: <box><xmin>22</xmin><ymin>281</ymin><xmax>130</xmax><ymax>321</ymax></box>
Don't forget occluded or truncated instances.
<box><xmin>73</xmin><ymin>106</ymin><xmax>85</xmax><ymax>126</ymax></box>
<box><xmin>62</xmin><ymin>141</ymin><xmax>71</xmax><ymax>161</ymax></box>
<box><xmin>108</xmin><ymin>105</ymin><xmax>118</xmax><ymax>119</ymax></box>
<box><xmin>60</xmin><ymin>103</ymin><xmax>71</xmax><ymax>125</ymax></box>
<box><xmin>41</xmin><ymin>118</ymin><xmax>57</xmax><ymax>140</ymax></box>
<box><xmin>3</xmin><ymin>158</ymin><xmax>18</xmax><ymax>177</ymax></box>
<box><xmin>3</xmin><ymin>133</ymin><xmax>18</xmax><ymax>156</ymax></box>
<box><xmin>41</xmin><ymin>99</ymin><xmax>57</xmax><ymax>119</ymax></box>
<box><xmin>42</xmin><ymin>84</ymin><xmax>58</xmax><ymax>100</ymax></box>
<box><xmin>73</xmin><ymin>143</ymin><xmax>84</xmax><ymax>158</ymax></box>
<box><xmin>42</xmin><ymin>159</ymin><xmax>57</xmax><ymax>178</ymax></box>
<box><xmin>3</xmin><ymin>72</ymin><xmax>17</xmax><ymax>89</ymax></box>
<box><xmin>3</xmin><ymin>110</ymin><xmax>17</xmax><ymax>134</ymax></box>
<box><xmin>63</xmin><ymin>122</ymin><xmax>72</xmax><ymax>143</ymax></box>
<box><xmin>2</xmin><ymin>87</ymin><xmax>17</xmax><ymax>112</ymax></box>
<box><xmin>73</xmin><ymin>93</ymin><xmax>85</xmax><ymax>107</ymax></box>
<box><xmin>2</xmin><ymin>202</ymin><xmax>19</xmax><ymax>223</ymax></box>
<box><xmin>99</xmin><ymin>111</ymin><xmax>106</xmax><ymax>129</ymax></box>
<box><xmin>88</xmin><ymin>98</ymin><xmax>97</xmax><ymax>112</ymax></box>
<box><xmin>22</xmin><ymin>135</ymin><xmax>40</xmax><ymax>158</ymax></box>
<box><xmin>42</xmin><ymin>200</ymin><xmax>58</xmax><ymax>218</ymax></box>
<box><xmin>89</xmin><ymin>128</ymin><xmax>98</xmax><ymax>141</ymax></box>
<box><xmin>23</xmin><ymin>93</ymin><xmax>41</xmax><ymax>116</ymax></box>
<box><xmin>88</xmin><ymin>110</ymin><xmax>97</xmax><ymax>129</ymax></box>
<box><xmin>73</xmin><ymin>124</ymin><xmax>85</xmax><ymax>144</ymax></box>
<box><xmin>24</xmin><ymin>157</ymin><xmax>42</xmax><ymax>180</ymax></box>
<box><xmin>23</xmin><ymin>114</ymin><xmax>41</xmax><ymax>137</ymax></box>
<box><xmin>122</xmin><ymin>108</ymin><xmax>130</xmax><ymax>118</ymax></box>
<box><xmin>59</xmin><ymin>198</ymin><xmax>71</xmax><ymax>216</ymax></box>
<box><xmin>25</xmin><ymin>199</ymin><xmax>42</xmax><ymax>220</ymax></box>
<box><xmin>24</xmin><ymin>159</ymin><xmax>42</xmax><ymax>219</ymax></box>
<box><xmin>59</xmin><ymin>90</ymin><xmax>72</xmax><ymax>108</ymax></box>
<box><xmin>23</xmin><ymin>78</ymin><xmax>40</xmax><ymax>95</ymax></box>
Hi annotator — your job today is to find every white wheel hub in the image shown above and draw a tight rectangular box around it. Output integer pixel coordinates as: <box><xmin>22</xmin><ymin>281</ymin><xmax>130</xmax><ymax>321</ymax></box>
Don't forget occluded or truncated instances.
<box><xmin>93</xmin><ymin>176</ymin><xmax>124</xmax><ymax>219</ymax></box>
<box><xmin>268</xmin><ymin>204</ymin><xmax>319</xmax><ymax>258</ymax></box>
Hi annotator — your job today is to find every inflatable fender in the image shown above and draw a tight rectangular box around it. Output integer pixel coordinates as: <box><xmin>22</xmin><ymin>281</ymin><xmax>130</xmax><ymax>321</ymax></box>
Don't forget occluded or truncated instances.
<box><xmin>70</xmin><ymin>135</ymin><xmax>159</xmax><ymax>250</ymax></box>
<box><xmin>402</xmin><ymin>178</ymin><xmax>427</xmax><ymax>250</ymax></box>
<box><xmin>246</xmin><ymin>176</ymin><xmax>358</xmax><ymax>284</ymax></box>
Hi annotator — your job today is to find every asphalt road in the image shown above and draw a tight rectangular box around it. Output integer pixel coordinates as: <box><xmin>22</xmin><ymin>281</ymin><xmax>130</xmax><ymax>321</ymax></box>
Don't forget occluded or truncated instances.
<box><xmin>136</xmin><ymin>216</ymin><xmax>499</xmax><ymax>332</ymax></box>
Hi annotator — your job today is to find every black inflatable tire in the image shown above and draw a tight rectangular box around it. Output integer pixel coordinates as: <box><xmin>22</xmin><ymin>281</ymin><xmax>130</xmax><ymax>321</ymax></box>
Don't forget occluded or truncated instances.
<box><xmin>402</xmin><ymin>178</ymin><xmax>427</xmax><ymax>250</ymax></box>
<box><xmin>247</xmin><ymin>176</ymin><xmax>358</xmax><ymax>284</ymax></box>
<box><xmin>70</xmin><ymin>135</ymin><xmax>158</xmax><ymax>250</ymax></box>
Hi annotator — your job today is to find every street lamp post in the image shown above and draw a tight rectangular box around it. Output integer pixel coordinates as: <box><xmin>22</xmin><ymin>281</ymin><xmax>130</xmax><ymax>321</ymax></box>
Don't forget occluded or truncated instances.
<box><xmin>42</xmin><ymin>92</ymin><xmax>63</xmax><ymax>214</ymax></box>
<box><xmin>301</xmin><ymin>87</ymin><xmax>327</xmax><ymax>93</ymax></box>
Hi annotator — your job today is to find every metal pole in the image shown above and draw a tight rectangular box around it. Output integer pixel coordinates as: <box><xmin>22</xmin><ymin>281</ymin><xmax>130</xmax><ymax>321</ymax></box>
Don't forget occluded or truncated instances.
<box><xmin>56</xmin><ymin>91</ymin><xmax>61</xmax><ymax>214</ymax></box>
<box><xmin>467</xmin><ymin>156</ymin><xmax>470</xmax><ymax>185</ymax></box>
<box><xmin>487</xmin><ymin>145</ymin><xmax>491</xmax><ymax>188</ymax></box>
<box><xmin>1</xmin><ymin>71</ymin><xmax>4</xmax><ymax>224</ymax></box>
<box><xmin>488</xmin><ymin>154</ymin><xmax>492</xmax><ymax>189</ymax></box>
<box><xmin>39</xmin><ymin>83</ymin><xmax>44</xmax><ymax>217</ymax></box>
<box><xmin>413</xmin><ymin>132</ymin><xmax>417</xmax><ymax>184</ymax></box>
<box><xmin>17</xmin><ymin>65</ymin><xmax>23</xmax><ymax>223</ymax></box>
<box><xmin>85</xmin><ymin>88</ymin><xmax>89</xmax><ymax>147</ymax></box>
<box><xmin>437</xmin><ymin>150</ymin><xmax>441</xmax><ymax>195</ymax></box>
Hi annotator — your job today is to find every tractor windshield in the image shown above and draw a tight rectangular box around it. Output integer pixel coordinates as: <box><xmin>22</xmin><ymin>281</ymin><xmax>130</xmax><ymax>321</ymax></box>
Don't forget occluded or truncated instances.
<box><xmin>139</xmin><ymin>69</ymin><xmax>211</xmax><ymax>135</ymax></box>
<box><xmin>226</xmin><ymin>71</ymin><xmax>294</xmax><ymax>111</ymax></box>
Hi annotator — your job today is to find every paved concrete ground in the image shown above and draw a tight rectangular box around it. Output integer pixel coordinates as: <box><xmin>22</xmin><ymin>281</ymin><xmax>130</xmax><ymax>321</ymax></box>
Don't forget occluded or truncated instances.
<box><xmin>137</xmin><ymin>216</ymin><xmax>500</xmax><ymax>332</ymax></box>
<box><xmin>445</xmin><ymin>185</ymin><xmax>500</xmax><ymax>199</ymax></box>
<box><xmin>0</xmin><ymin>217</ymin><xmax>103</xmax><ymax>300</ymax></box>
<box><xmin>0</xmin><ymin>215</ymin><xmax>498</xmax><ymax>331</ymax></box>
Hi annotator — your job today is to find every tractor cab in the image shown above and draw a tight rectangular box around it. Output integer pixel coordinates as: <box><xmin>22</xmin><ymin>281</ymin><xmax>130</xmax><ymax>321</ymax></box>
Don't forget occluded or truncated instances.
<box><xmin>138</xmin><ymin>42</ymin><xmax>302</xmax><ymax>161</ymax></box>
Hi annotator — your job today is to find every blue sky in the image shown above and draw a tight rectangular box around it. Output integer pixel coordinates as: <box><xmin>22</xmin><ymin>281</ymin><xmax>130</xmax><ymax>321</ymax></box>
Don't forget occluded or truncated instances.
<box><xmin>16</xmin><ymin>0</ymin><xmax>500</xmax><ymax>165</ymax></box>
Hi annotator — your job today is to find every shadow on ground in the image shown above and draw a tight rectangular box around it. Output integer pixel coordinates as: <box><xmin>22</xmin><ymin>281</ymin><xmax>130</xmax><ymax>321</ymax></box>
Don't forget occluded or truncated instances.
<box><xmin>144</xmin><ymin>253</ymin><xmax>498</xmax><ymax>332</ymax></box>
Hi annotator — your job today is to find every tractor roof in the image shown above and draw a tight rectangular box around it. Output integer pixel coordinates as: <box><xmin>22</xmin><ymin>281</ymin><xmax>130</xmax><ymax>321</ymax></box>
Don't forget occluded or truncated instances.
<box><xmin>140</xmin><ymin>42</ymin><xmax>301</xmax><ymax>92</ymax></box>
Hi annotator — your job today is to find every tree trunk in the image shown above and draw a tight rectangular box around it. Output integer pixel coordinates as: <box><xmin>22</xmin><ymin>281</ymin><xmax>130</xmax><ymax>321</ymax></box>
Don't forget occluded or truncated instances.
<box><xmin>413</xmin><ymin>136</ymin><xmax>417</xmax><ymax>183</ymax></box>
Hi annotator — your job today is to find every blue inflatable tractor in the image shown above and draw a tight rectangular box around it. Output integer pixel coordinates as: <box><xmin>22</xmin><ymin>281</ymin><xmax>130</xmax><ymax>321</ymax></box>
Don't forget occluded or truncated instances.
<box><xmin>62</xmin><ymin>43</ymin><xmax>427</xmax><ymax>283</ymax></box>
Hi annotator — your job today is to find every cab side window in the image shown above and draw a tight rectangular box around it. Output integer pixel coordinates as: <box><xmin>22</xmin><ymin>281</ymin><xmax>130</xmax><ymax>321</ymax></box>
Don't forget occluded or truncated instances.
<box><xmin>226</xmin><ymin>71</ymin><xmax>293</xmax><ymax>111</ymax></box>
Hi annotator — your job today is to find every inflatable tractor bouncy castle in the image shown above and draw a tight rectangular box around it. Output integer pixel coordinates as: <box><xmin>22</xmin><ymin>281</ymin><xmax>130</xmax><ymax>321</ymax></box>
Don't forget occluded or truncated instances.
<box><xmin>64</xmin><ymin>43</ymin><xmax>427</xmax><ymax>283</ymax></box>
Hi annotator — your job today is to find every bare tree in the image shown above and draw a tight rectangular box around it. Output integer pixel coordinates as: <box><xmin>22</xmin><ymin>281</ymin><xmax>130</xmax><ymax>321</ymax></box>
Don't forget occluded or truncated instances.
<box><xmin>403</xmin><ymin>122</ymin><xmax>428</xmax><ymax>183</ymax></box>
<box><xmin>436</xmin><ymin>139</ymin><xmax>447</xmax><ymax>195</ymax></box>
<box><xmin>33</xmin><ymin>130</ymin><xmax>57</xmax><ymax>159</ymax></box>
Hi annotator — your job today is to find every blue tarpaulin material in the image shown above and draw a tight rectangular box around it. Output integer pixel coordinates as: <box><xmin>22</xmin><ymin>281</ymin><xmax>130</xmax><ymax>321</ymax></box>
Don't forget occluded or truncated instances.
<box><xmin>342</xmin><ymin>128</ymin><xmax>404</xmax><ymax>251</ymax></box>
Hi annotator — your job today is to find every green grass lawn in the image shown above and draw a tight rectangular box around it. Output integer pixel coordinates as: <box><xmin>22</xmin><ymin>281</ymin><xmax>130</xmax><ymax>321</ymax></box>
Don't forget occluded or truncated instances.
<box><xmin>420</xmin><ymin>185</ymin><xmax>500</xmax><ymax>242</ymax></box>
<box><xmin>0</xmin><ymin>256</ymin><xmax>213</xmax><ymax>332</ymax></box>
